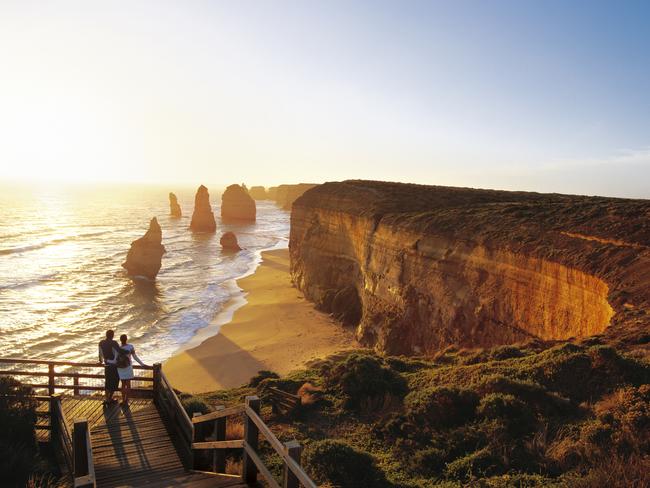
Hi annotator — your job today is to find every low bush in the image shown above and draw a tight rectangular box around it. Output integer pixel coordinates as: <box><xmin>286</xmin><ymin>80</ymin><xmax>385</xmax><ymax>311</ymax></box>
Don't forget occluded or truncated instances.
<box><xmin>405</xmin><ymin>386</ymin><xmax>479</xmax><ymax>430</ymax></box>
<box><xmin>477</xmin><ymin>393</ymin><xmax>536</xmax><ymax>435</ymax></box>
<box><xmin>182</xmin><ymin>397</ymin><xmax>211</xmax><ymax>417</ymax></box>
<box><xmin>444</xmin><ymin>447</ymin><xmax>504</xmax><ymax>481</ymax></box>
<box><xmin>303</xmin><ymin>439</ymin><xmax>386</xmax><ymax>487</ymax></box>
<box><xmin>0</xmin><ymin>376</ymin><xmax>40</xmax><ymax>487</ymax></box>
<box><xmin>248</xmin><ymin>370</ymin><xmax>279</xmax><ymax>387</ymax></box>
<box><xmin>324</xmin><ymin>354</ymin><xmax>407</xmax><ymax>411</ymax></box>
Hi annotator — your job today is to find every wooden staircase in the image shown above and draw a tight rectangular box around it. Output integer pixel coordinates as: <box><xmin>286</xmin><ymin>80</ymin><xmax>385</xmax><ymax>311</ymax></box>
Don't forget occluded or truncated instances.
<box><xmin>1</xmin><ymin>358</ymin><xmax>316</xmax><ymax>488</ymax></box>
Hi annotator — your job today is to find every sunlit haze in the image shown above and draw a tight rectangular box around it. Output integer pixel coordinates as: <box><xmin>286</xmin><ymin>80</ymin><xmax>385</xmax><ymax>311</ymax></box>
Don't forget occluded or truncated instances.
<box><xmin>1</xmin><ymin>1</ymin><xmax>648</xmax><ymax>197</ymax></box>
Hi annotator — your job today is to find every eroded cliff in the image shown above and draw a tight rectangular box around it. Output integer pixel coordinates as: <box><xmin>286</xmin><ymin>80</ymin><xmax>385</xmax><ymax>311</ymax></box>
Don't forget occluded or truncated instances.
<box><xmin>290</xmin><ymin>181</ymin><xmax>650</xmax><ymax>355</ymax></box>
<box><xmin>273</xmin><ymin>183</ymin><xmax>318</xmax><ymax>210</ymax></box>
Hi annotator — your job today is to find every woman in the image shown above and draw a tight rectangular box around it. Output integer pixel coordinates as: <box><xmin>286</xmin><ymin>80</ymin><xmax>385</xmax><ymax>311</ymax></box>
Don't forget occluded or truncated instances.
<box><xmin>115</xmin><ymin>334</ymin><xmax>148</xmax><ymax>406</ymax></box>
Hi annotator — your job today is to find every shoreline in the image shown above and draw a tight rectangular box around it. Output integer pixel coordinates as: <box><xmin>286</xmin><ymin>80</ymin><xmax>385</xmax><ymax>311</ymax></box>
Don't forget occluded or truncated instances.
<box><xmin>170</xmin><ymin>238</ymin><xmax>288</xmax><ymax>356</ymax></box>
<box><xmin>164</xmin><ymin>248</ymin><xmax>357</xmax><ymax>393</ymax></box>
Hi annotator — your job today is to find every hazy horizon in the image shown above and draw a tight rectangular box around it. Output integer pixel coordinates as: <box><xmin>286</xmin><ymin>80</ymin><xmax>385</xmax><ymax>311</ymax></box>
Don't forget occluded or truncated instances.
<box><xmin>1</xmin><ymin>1</ymin><xmax>649</xmax><ymax>198</ymax></box>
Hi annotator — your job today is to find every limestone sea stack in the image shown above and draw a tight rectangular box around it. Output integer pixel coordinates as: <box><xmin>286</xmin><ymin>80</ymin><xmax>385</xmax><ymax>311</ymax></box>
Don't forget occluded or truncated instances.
<box><xmin>248</xmin><ymin>186</ymin><xmax>267</xmax><ymax>200</ymax></box>
<box><xmin>190</xmin><ymin>185</ymin><xmax>217</xmax><ymax>232</ymax></box>
<box><xmin>122</xmin><ymin>217</ymin><xmax>165</xmax><ymax>279</ymax></box>
<box><xmin>221</xmin><ymin>184</ymin><xmax>256</xmax><ymax>222</ymax></box>
<box><xmin>220</xmin><ymin>231</ymin><xmax>242</xmax><ymax>251</ymax></box>
<box><xmin>169</xmin><ymin>192</ymin><xmax>182</xmax><ymax>217</ymax></box>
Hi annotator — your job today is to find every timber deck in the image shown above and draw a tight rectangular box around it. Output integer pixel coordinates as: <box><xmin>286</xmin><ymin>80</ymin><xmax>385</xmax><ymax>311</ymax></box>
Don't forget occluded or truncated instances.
<box><xmin>40</xmin><ymin>396</ymin><xmax>246</xmax><ymax>488</ymax></box>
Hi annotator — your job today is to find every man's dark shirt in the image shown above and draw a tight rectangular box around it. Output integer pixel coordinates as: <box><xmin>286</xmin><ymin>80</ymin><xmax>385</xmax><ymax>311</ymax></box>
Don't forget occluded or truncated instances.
<box><xmin>99</xmin><ymin>339</ymin><xmax>120</xmax><ymax>364</ymax></box>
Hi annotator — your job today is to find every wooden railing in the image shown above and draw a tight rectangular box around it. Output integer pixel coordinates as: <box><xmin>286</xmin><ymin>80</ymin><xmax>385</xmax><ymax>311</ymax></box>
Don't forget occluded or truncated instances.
<box><xmin>0</xmin><ymin>358</ymin><xmax>154</xmax><ymax>397</ymax></box>
<box><xmin>153</xmin><ymin>366</ymin><xmax>195</xmax><ymax>468</ymax></box>
<box><xmin>268</xmin><ymin>387</ymin><xmax>301</xmax><ymax>416</ymax></box>
<box><xmin>72</xmin><ymin>419</ymin><xmax>96</xmax><ymax>488</ymax></box>
<box><xmin>191</xmin><ymin>395</ymin><xmax>317</xmax><ymax>488</ymax></box>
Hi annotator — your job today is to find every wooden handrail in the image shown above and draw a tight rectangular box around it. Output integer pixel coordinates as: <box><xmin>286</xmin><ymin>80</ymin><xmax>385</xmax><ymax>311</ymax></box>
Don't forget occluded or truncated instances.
<box><xmin>0</xmin><ymin>357</ymin><xmax>152</xmax><ymax>369</ymax></box>
<box><xmin>0</xmin><ymin>370</ymin><xmax>153</xmax><ymax>381</ymax></box>
<box><xmin>192</xmin><ymin>439</ymin><xmax>244</xmax><ymax>449</ymax></box>
<box><xmin>189</xmin><ymin>395</ymin><xmax>316</xmax><ymax>488</ymax></box>
<box><xmin>243</xmin><ymin>443</ymin><xmax>281</xmax><ymax>488</ymax></box>
<box><xmin>0</xmin><ymin>357</ymin><xmax>155</xmax><ymax>398</ymax></box>
<box><xmin>191</xmin><ymin>405</ymin><xmax>244</xmax><ymax>424</ymax></box>
<box><xmin>245</xmin><ymin>403</ymin><xmax>317</xmax><ymax>488</ymax></box>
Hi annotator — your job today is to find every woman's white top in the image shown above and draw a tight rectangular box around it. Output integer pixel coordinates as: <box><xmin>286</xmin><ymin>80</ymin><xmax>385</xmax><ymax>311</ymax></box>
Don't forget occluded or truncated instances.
<box><xmin>115</xmin><ymin>343</ymin><xmax>146</xmax><ymax>380</ymax></box>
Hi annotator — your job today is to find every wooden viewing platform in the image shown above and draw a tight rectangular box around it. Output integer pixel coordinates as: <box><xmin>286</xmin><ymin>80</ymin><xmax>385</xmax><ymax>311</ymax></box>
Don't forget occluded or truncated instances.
<box><xmin>0</xmin><ymin>358</ymin><xmax>317</xmax><ymax>488</ymax></box>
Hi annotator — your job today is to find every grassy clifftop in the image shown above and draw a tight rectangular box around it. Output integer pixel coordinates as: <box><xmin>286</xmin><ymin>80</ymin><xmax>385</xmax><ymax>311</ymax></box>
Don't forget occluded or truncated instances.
<box><xmin>185</xmin><ymin>340</ymin><xmax>649</xmax><ymax>487</ymax></box>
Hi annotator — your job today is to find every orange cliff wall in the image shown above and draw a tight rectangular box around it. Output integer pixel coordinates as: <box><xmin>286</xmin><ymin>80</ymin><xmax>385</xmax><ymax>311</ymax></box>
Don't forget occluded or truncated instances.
<box><xmin>290</xmin><ymin>181</ymin><xmax>650</xmax><ymax>355</ymax></box>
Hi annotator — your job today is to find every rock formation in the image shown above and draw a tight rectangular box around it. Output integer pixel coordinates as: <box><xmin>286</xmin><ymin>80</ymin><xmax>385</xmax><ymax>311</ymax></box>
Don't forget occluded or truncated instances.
<box><xmin>272</xmin><ymin>184</ymin><xmax>318</xmax><ymax>210</ymax></box>
<box><xmin>122</xmin><ymin>217</ymin><xmax>165</xmax><ymax>279</ymax></box>
<box><xmin>221</xmin><ymin>184</ymin><xmax>256</xmax><ymax>222</ymax></box>
<box><xmin>190</xmin><ymin>185</ymin><xmax>216</xmax><ymax>232</ymax></box>
<box><xmin>290</xmin><ymin>180</ymin><xmax>650</xmax><ymax>355</ymax></box>
<box><xmin>220</xmin><ymin>231</ymin><xmax>242</xmax><ymax>251</ymax></box>
<box><xmin>248</xmin><ymin>186</ymin><xmax>267</xmax><ymax>200</ymax></box>
<box><xmin>267</xmin><ymin>186</ymin><xmax>278</xmax><ymax>200</ymax></box>
<box><xmin>169</xmin><ymin>192</ymin><xmax>182</xmax><ymax>217</ymax></box>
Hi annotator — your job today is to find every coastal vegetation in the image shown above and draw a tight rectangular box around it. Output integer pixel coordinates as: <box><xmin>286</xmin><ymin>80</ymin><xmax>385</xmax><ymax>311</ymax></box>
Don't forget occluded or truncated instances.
<box><xmin>0</xmin><ymin>377</ymin><xmax>54</xmax><ymax>487</ymax></box>
<box><xmin>183</xmin><ymin>341</ymin><xmax>650</xmax><ymax>487</ymax></box>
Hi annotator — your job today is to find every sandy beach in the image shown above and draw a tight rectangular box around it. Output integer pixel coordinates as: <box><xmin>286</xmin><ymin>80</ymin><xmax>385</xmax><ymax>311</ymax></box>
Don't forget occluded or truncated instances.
<box><xmin>164</xmin><ymin>248</ymin><xmax>357</xmax><ymax>393</ymax></box>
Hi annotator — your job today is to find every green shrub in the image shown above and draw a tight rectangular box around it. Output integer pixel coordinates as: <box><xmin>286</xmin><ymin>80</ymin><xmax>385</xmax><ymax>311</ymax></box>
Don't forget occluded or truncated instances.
<box><xmin>248</xmin><ymin>370</ymin><xmax>279</xmax><ymax>387</ymax></box>
<box><xmin>304</xmin><ymin>439</ymin><xmax>385</xmax><ymax>487</ymax></box>
<box><xmin>477</xmin><ymin>393</ymin><xmax>536</xmax><ymax>435</ymax></box>
<box><xmin>405</xmin><ymin>387</ymin><xmax>479</xmax><ymax>430</ymax></box>
<box><xmin>182</xmin><ymin>397</ymin><xmax>211</xmax><ymax>417</ymax></box>
<box><xmin>324</xmin><ymin>354</ymin><xmax>407</xmax><ymax>411</ymax></box>
<box><xmin>407</xmin><ymin>446</ymin><xmax>447</xmax><ymax>476</ymax></box>
<box><xmin>0</xmin><ymin>376</ymin><xmax>39</xmax><ymax>487</ymax></box>
<box><xmin>445</xmin><ymin>447</ymin><xmax>504</xmax><ymax>481</ymax></box>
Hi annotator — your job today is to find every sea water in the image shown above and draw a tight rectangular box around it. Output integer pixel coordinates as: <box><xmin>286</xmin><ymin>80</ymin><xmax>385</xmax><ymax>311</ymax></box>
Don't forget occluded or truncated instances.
<box><xmin>0</xmin><ymin>183</ymin><xmax>289</xmax><ymax>365</ymax></box>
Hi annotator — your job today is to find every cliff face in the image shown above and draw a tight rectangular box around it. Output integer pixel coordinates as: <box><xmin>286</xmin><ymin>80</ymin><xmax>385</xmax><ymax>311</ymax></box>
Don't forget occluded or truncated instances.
<box><xmin>221</xmin><ymin>184</ymin><xmax>256</xmax><ymax>222</ymax></box>
<box><xmin>290</xmin><ymin>181</ymin><xmax>650</xmax><ymax>355</ymax></box>
<box><xmin>122</xmin><ymin>217</ymin><xmax>165</xmax><ymax>279</ymax></box>
<box><xmin>190</xmin><ymin>185</ymin><xmax>217</xmax><ymax>232</ymax></box>
<box><xmin>273</xmin><ymin>184</ymin><xmax>318</xmax><ymax>210</ymax></box>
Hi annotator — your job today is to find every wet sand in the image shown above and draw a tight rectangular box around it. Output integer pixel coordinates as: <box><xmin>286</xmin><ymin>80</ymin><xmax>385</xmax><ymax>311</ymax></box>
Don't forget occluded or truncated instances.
<box><xmin>164</xmin><ymin>248</ymin><xmax>357</xmax><ymax>393</ymax></box>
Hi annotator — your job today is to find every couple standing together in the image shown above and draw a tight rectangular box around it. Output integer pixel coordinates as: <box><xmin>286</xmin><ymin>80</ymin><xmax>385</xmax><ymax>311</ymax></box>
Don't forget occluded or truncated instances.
<box><xmin>98</xmin><ymin>329</ymin><xmax>149</xmax><ymax>406</ymax></box>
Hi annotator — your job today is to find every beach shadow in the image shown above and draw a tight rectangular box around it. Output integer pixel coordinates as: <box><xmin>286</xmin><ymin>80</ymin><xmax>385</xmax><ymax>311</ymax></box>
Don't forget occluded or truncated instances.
<box><xmin>257</xmin><ymin>251</ymin><xmax>290</xmax><ymax>273</ymax></box>
<box><xmin>166</xmin><ymin>333</ymin><xmax>269</xmax><ymax>391</ymax></box>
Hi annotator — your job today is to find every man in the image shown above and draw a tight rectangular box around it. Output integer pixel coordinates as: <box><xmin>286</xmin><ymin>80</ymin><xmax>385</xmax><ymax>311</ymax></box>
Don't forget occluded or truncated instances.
<box><xmin>98</xmin><ymin>329</ymin><xmax>120</xmax><ymax>404</ymax></box>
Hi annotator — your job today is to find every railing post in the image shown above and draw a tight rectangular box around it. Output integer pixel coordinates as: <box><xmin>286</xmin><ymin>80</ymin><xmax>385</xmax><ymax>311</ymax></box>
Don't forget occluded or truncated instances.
<box><xmin>73</xmin><ymin>376</ymin><xmax>80</xmax><ymax>396</ymax></box>
<box><xmin>73</xmin><ymin>419</ymin><xmax>89</xmax><ymax>478</ymax></box>
<box><xmin>48</xmin><ymin>363</ymin><xmax>55</xmax><ymax>396</ymax></box>
<box><xmin>192</xmin><ymin>412</ymin><xmax>203</xmax><ymax>470</ymax></box>
<box><xmin>49</xmin><ymin>393</ymin><xmax>62</xmax><ymax>442</ymax></box>
<box><xmin>283</xmin><ymin>440</ymin><xmax>302</xmax><ymax>488</ymax></box>
<box><xmin>152</xmin><ymin>363</ymin><xmax>161</xmax><ymax>402</ymax></box>
<box><xmin>213</xmin><ymin>405</ymin><xmax>226</xmax><ymax>473</ymax></box>
<box><xmin>242</xmin><ymin>396</ymin><xmax>260</xmax><ymax>484</ymax></box>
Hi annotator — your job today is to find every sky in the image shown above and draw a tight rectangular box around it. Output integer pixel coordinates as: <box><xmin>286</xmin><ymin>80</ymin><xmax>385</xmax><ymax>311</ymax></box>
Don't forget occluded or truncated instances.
<box><xmin>0</xmin><ymin>1</ymin><xmax>648</xmax><ymax>197</ymax></box>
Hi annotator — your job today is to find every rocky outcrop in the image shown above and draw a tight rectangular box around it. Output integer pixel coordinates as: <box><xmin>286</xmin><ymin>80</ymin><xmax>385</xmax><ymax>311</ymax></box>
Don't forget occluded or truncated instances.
<box><xmin>267</xmin><ymin>186</ymin><xmax>278</xmax><ymax>200</ymax></box>
<box><xmin>273</xmin><ymin>184</ymin><xmax>318</xmax><ymax>210</ymax></box>
<box><xmin>190</xmin><ymin>185</ymin><xmax>216</xmax><ymax>232</ymax></box>
<box><xmin>220</xmin><ymin>231</ymin><xmax>242</xmax><ymax>251</ymax></box>
<box><xmin>221</xmin><ymin>184</ymin><xmax>256</xmax><ymax>222</ymax></box>
<box><xmin>122</xmin><ymin>217</ymin><xmax>165</xmax><ymax>279</ymax></box>
<box><xmin>290</xmin><ymin>180</ymin><xmax>650</xmax><ymax>355</ymax></box>
<box><xmin>249</xmin><ymin>186</ymin><xmax>267</xmax><ymax>200</ymax></box>
<box><xmin>169</xmin><ymin>192</ymin><xmax>182</xmax><ymax>217</ymax></box>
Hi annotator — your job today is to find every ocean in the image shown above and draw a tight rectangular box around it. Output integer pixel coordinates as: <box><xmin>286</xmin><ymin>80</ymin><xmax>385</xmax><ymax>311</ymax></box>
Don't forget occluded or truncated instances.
<box><xmin>0</xmin><ymin>183</ymin><xmax>289</xmax><ymax>365</ymax></box>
